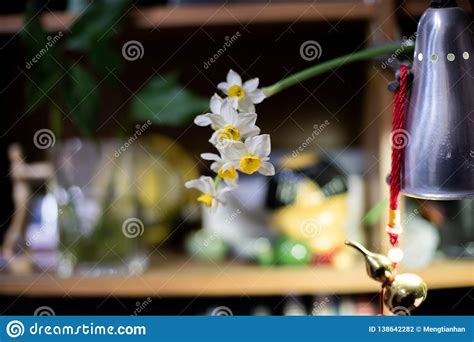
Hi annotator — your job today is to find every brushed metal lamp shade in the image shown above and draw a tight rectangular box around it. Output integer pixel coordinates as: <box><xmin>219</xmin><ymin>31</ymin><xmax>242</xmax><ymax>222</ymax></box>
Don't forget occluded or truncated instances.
<box><xmin>401</xmin><ymin>1</ymin><xmax>474</xmax><ymax>200</ymax></box>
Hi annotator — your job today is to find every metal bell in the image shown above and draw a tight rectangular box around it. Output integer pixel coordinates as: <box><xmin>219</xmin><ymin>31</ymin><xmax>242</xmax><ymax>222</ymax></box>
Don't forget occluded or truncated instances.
<box><xmin>344</xmin><ymin>241</ymin><xmax>393</xmax><ymax>284</ymax></box>
<box><xmin>384</xmin><ymin>273</ymin><xmax>428</xmax><ymax>312</ymax></box>
<box><xmin>402</xmin><ymin>0</ymin><xmax>474</xmax><ymax>200</ymax></box>
<box><xmin>345</xmin><ymin>241</ymin><xmax>429</xmax><ymax>313</ymax></box>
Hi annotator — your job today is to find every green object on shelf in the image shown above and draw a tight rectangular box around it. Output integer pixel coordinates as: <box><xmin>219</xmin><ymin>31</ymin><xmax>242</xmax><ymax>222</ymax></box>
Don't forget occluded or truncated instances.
<box><xmin>185</xmin><ymin>229</ymin><xmax>229</xmax><ymax>261</ymax></box>
<box><xmin>275</xmin><ymin>237</ymin><xmax>311</xmax><ymax>266</ymax></box>
<box><xmin>255</xmin><ymin>238</ymin><xmax>275</xmax><ymax>266</ymax></box>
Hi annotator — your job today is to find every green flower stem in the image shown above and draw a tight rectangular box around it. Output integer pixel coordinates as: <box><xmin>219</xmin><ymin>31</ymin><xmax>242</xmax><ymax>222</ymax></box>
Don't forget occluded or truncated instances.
<box><xmin>262</xmin><ymin>43</ymin><xmax>414</xmax><ymax>98</ymax></box>
<box><xmin>214</xmin><ymin>176</ymin><xmax>223</xmax><ymax>188</ymax></box>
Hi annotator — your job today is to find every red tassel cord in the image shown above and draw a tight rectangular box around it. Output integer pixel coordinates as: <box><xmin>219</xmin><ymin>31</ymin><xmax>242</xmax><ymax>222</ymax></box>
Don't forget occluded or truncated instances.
<box><xmin>381</xmin><ymin>65</ymin><xmax>409</xmax><ymax>316</ymax></box>
<box><xmin>387</xmin><ymin>65</ymin><xmax>409</xmax><ymax>252</ymax></box>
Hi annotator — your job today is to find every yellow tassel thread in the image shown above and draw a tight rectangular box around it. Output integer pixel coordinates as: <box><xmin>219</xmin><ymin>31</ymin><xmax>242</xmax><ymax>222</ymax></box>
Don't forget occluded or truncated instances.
<box><xmin>388</xmin><ymin>209</ymin><xmax>401</xmax><ymax>227</ymax></box>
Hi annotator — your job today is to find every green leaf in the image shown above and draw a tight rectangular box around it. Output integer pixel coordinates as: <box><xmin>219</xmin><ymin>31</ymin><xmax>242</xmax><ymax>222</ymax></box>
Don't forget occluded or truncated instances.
<box><xmin>88</xmin><ymin>44</ymin><xmax>123</xmax><ymax>80</ymax></box>
<box><xmin>66</xmin><ymin>0</ymin><xmax>130</xmax><ymax>52</ymax></box>
<box><xmin>21</xmin><ymin>2</ymin><xmax>48</xmax><ymax>52</ymax></box>
<box><xmin>65</xmin><ymin>64</ymin><xmax>99</xmax><ymax>138</ymax></box>
<box><xmin>25</xmin><ymin>66</ymin><xmax>62</xmax><ymax>113</ymax></box>
<box><xmin>131</xmin><ymin>74</ymin><xmax>209</xmax><ymax>126</ymax></box>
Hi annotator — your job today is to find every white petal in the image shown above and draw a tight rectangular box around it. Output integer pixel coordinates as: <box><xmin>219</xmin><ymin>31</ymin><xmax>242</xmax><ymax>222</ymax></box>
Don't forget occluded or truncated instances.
<box><xmin>228</xmin><ymin>96</ymin><xmax>240</xmax><ymax>110</ymax></box>
<box><xmin>217</xmin><ymin>82</ymin><xmax>228</xmax><ymax>92</ymax></box>
<box><xmin>210</xmin><ymin>161</ymin><xmax>221</xmax><ymax>173</ymax></box>
<box><xmin>248</xmin><ymin>89</ymin><xmax>266</xmax><ymax>104</ymax></box>
<box><xmin>185</xmin><ymin>176</ymin><xmax>214</xmax><ymax>194</ymax></box>
<box><xmin>206</xmin><ymin>113</ymin><xmax>227</xmax><ymax>129</ymax></box>
<box><xmin>210</xmin><ymin>94</ymin><xmax>223</xmax><ymax>114</ymax></box>
<box><xmin>221</xmin><ymin>161</ymin><xmax>237</xmax><ymax>171</ymax></box>
<box><xmin>235</xmin><ymin>113</ymin><xmax>258</xmax><ymax>129</ymax></box>
<box><xmin>243</xmin><ymin>78</ymin><xmax>259</xmax><ymax>92</ymax></box>
<box><xmin>223</xmin><ymin>178</ymin><xmax>238</xmax><ymax>187</ymax></box>
<box><xmin>209</xmin><ymin>131</ymin><xmax>237</xmax><ymax>149</ymax></box>
<box><xmin>194</xmin><ymin>114</ymin><xmax>212</xmax><ymax>127</ymax></box>
<box><xmin>202</xmin><ymin>176</ymin><xmax>215</xmax><ymax>194</ymax></box>
<box><xmin>207</xmin><ymin>198</ymin><xmax>219</xmax><ymax>211</ymax></box>
<box><xmin>258</xmin><ymin>162</ymin><xmax>275</xmax><ymax>176</ymax></box>
<box><xmin>227</xmin><ymin>111</ymin><xmax>254</xmax><ymax>128</ymax></box>
<box><xmin>240</xmin><ymin>126</ymin><xmax>261</xmax><ymax>139</ymax></box>
<box><xmin>209</xmin><ymin>130</ymin><xmax>239</xmax><ymax>149</ymax></box>
<box><xmin>218</xmin><ymin>140</ymin><xmax>246</xmax><ymax>161</ymax></box>
<box><xmin>226</xmin><ymin>69</ymin><xmax>242</xmax><ymax>86</ymax></box>
<box><xmin>238</xmin><ymin>97</ymin><xmax>255</xmax><ymax>112</ymax></box>
<box><xmin>201</xmin><ymin>153</ymin><xmax>221</xmax><ymax>162</ymax></box>
<box><xmin>217</xmin><ymin>183</ymin><xmax>236</xmax><ymax>198</ymax></box>
<box><xmin>220</xmin><ymin>101</ymin><xmax>237</xmax><ymax>122</ymax></box>
<box><xmin>246</xmin><ymin>134</ymin><xmax>271</xmax><ymax>157</ymax></box>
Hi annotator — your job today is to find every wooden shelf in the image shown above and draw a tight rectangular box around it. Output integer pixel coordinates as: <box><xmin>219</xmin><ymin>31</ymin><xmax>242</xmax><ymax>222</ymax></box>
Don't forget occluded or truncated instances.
<box><xmin>0</xmin><ymin>258</ymin><xmax>472</xmax><ymax>298</ymax></box>
<box><xmin>400</xmin><ymin>0</ymin><xmax>472</xmax><ymax>17</ymax></box>
<box><xmin>0</xmin><ymin>2</ymin><xmax>376</xmax><ymax>34</ymax></box>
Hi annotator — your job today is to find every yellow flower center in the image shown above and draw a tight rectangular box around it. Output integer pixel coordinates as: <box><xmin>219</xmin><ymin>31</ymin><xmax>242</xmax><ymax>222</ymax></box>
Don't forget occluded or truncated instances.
<box><xmin>197</xmin><ymin>194</ymin><xmax>213</xmax><ymax>208</ymax></box>
<box><xmin>239</xmin><ymin>155</ymin><xmax>262</xmax><ymax>174</ymax></box>
<box><xmin>218</xmin><ymin>125</ymin><xmax>241</xmax><ymax>141</ymax></box>
<box><xmin>228</xmin><ymin>85</ymin><xmax>245</xmax><ymax>99</ymax></box>
<box><xmin>218</xmin><ymin>166</ymin><xmax>238</xmax><ymax>180</ymax></box>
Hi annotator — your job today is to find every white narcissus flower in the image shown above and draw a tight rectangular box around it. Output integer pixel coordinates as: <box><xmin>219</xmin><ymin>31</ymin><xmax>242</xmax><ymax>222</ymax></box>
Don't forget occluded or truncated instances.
<box><xmin>218</xmin><ymin>134</ymin><xmax>275</xmax><ymax>176</ymax></box>
<box><xmin>194</xmin><ymin>94</ymin><xmax>224</xmax><ymax>129</ymax></box>
<box><xmin>201</xmin><ymin>152</ymin><xmax>238</xmax><ymax>185</ymax></box>
<box><xmin>185</xmin><ymin>176</ymin><xmax>233</xmax><ymax>208</ymax></box>
<box><xmin>218</xmin><ymin>69</ymin><xmax>265</xmax><ymax>112</ymax></box>
<box><xmin>194</xmin><ymin>101</ymin><xmax>260</xmax><ymax>148</ymax></box>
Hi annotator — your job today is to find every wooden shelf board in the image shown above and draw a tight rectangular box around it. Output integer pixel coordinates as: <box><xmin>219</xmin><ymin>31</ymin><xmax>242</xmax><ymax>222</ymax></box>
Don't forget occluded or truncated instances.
<box><xmin>0</xmin><ymin>2</ymin><xmax>375</xmax><ymax>34</ymax></box>
<box><xmin>0</xmin><ymin>258</ymin><xmax>472</xmax><ymax>298</ymax></box>
<box><xmin>400</xmin><ymin>0</ymin><xmax>472</xmax><ymax>17</ymax></box>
